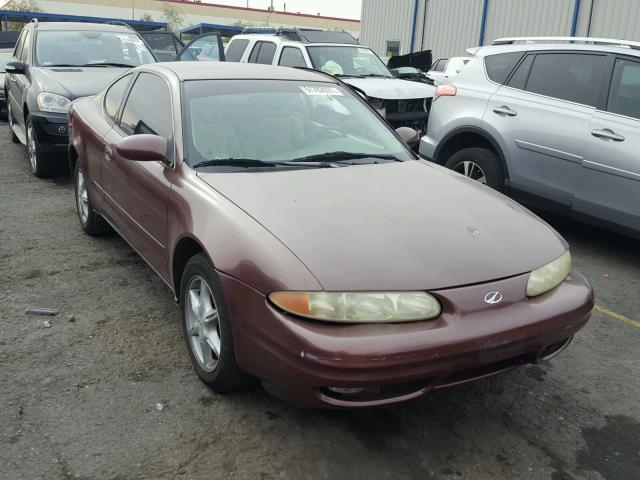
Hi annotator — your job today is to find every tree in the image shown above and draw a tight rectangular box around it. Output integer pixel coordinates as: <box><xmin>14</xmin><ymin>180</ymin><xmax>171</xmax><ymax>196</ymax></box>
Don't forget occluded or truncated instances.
<box><xmin>161</xmin><ymin>3</ymin><xmax>184</xmax><ymax>33</ymax></box>
<box><xmin>11</xmin><ymin>0</ymin><xmax>43</xmax><ymax>12</ymax></box>
<box><xmin>139</xmin><ymin>13</ymin><xmax>154</xmax><ymax>23</ymax></box>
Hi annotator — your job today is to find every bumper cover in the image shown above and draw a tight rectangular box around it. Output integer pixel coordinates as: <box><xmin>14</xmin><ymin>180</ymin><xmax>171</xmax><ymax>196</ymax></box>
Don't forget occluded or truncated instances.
<box><xmin>419</xmin><ymin>134</ymin><xmax>438</xmax><ymax>160</ymax></box>
<box><xmin>30</xmin><ymin>111</ymin><xmax>69</xmax><ymax>153</ymax></box>
<box><xmin>221</xmin><ymin>270</ymin><xmax>594</xmax><ymax>408</ymax></box>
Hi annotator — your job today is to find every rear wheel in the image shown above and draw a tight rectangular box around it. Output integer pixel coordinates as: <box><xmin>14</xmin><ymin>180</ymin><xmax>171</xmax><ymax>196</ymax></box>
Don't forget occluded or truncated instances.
<box><xmin>7</xmin><ymin>103</ymin><xmax>19</xmax><ymax>144</ymax></box>
<box><xmin>444</xmin><ymin>147</ymin><xmax>504</xmax><ymax>192</ymax></box>
<box><xmin>27</xmin><ymin>116</ymin><xmax>58</xmax><ymax>177</ymax></box>
<box><xmin>180</xmin><ymin>253</ymin><xmax>255</xmax><ymax>393</ymax></box>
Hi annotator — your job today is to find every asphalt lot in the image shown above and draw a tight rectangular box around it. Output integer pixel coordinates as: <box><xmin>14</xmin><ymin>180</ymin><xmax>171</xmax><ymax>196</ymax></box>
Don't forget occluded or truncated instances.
<box><xmin>0</xmin><ymin>123</ymin><xmax>638</xmax><ymax>480</ymax></box>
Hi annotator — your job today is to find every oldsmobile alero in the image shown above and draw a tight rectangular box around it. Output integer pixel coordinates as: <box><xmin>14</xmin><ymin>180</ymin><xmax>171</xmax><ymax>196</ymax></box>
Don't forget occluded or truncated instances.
<box><xmin>68</xmin><ymin>62</ymin><xmax>594</xmax><ymax>408</ymax></box>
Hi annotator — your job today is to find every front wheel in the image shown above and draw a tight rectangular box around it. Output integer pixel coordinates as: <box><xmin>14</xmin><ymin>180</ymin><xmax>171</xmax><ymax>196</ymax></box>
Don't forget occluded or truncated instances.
<box><xmin>27</xmin><ymin>116</ymin><xmax>58</xmax><ymax>177</ymax></box>
<box><xmin>444</xmin><ymin>147</ymin><xmax>505</xmax><ymax>192</ymax></box>
<box><xmin>74</xmin><ymin>161</ymin><xmax>110</xmax><ymax>236</ymax></box>
<box><xmin>180</xmin><ymin>253</ymin><xmax>256</xmax><ymax>393</ymax></box>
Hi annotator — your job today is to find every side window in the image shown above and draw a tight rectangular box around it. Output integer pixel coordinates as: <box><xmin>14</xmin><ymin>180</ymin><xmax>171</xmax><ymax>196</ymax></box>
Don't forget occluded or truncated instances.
<box><xmin>255</xmin><ymin>42</ymin><xmax>276</xmax><ymax>65</ymax></box>
<box><xmin>104</xmin><ymin>74</ymin><xmax>132</xmax><ymax>123</ymax></box>
<box><xmin>523</xmin><ymin>53</ymin><xmax>606</xmax><ymax>106</ymax></box>
<box><xmin>13</xmin><ymin>30</ymin><xmax>25</xmax><ymax>59</ymax></box>
<box><xmin>119</xmin><ymin>73</ymin><xmax>172</xmax><ymax>142</ymax></box>
<box><xmin>226</xmin><ymin>39</ymin><xmax>249</xmax><ymax>62</ymax></box>
<box><xmin>506</xmin><ymin>54</ymin><xmax>534</xmax><ymax>90</ymax></box>
<box><xmin>19</xmin><ymin>30</ymin><xmax>31</xmax><ymax>63</ymax></box>
<box><xmin>607</xmin><ymin>58</ymin><xmax>640</xmax><ymax>120</ymax></box>
<box><xmin>248</xmin><ymin>42</ymin><xmax>261</xmax><ymax>63</ymax></box>
<box><xmin>485</xmin><ymin>51</ymin><xmax>524</xmax><ymax>84</ymax></box>
<box><xmin>278</xmin><ymin>47</ymin><xmax>306</xmax><ymax>67</ymax></box>
<box><xmin>434</xmin><ymin>60</ymin><xmax>447</xmax><ymax>72</ymax></box>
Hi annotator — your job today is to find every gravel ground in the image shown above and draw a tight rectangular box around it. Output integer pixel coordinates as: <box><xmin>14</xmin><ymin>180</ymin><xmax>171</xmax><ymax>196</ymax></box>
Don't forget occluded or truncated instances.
<box><xmin>1</xmin><ymin>124</ymin><xmax>638</xmax><ymax>480</ymax></box>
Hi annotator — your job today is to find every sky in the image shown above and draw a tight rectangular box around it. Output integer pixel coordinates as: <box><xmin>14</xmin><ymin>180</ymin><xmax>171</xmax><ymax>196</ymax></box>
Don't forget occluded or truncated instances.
<box><xmin>209</xmin><ymin>0</ymin><xmax>363</xmax><ymax>20</ymax></box>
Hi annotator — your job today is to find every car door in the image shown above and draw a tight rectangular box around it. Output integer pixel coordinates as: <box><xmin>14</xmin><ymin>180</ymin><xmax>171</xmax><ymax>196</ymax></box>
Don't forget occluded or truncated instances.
<box><xmin>276</xmin><ymin>45</ymin><xmax>308</xmax><ymax>68</ymax></box>
<box><xmin>178</xmin><ymin>33</ymin><xmax>225</xmax><ymax>62</ymax></box>
<box><xmin>575</xmin><ymin>56</ymin><xmax>640</xmax><ymax>233</ymax></box>
<box><xmin>485</xmin><ymin>51</ymin><xmax>607</xmax><ymax>210</ymax></box>
<box><xmin>101</xmin><ymin>71</ymin><xmax>175</xmax><ymax>278</ymax></box>
<box><xmin>140</xmin><ymin>31</ymin><xmax>185</xmax><ymax>62</ymax></box>
<box><xmin>426</xmin><ymin>59</ymin><xmax>447</xmax><ymax>84</ymax></box>
<box><xmin>247</xmin><ymin>41</ymin><xmax>277</xmax><ymax>65</ymax></box>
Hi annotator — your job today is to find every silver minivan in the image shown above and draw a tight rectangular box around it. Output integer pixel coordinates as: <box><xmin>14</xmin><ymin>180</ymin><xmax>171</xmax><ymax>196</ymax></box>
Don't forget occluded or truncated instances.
<box><xmin>420</xmin><ymin>37</ymin><xmax>640</xmax><ymax>239</ymax></box>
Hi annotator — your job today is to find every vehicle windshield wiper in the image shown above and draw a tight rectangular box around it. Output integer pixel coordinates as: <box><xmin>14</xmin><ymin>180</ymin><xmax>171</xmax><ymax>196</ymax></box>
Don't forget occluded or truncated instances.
<box><xmin>44</xmin><ymin>64</ymin><xmax>79</xmax><ymax>67</ymax></box>
<box><xmin>80</xmin><ymin>62</ymin><xmax>136</xmax><ymax>68</ymax></box>
<box><xmin>356</xmin><ymin>73</ymin><xmax>392</xmax><ymax>78</ymax></box>
<box><xmin>288</xmin><ymin>152</ymin><xmax>404</xmax><ymax>164</ymax></box>
<box><xmin>192</xmin><ymin>158</ymin><xmax>336</xmax><ymax>169</ymax></box>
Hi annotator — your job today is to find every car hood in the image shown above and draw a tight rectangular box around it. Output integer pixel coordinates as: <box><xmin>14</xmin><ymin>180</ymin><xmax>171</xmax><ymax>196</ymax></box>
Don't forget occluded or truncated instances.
<box><xmin>34</xmin><ymin>67</ymin><xmax>129</xmax><ymax>100</ymax></box>
<box><xmin>342</xmin><ymin>77</ymin><xmax>436</xmax><ymax>100</ymax></box>
<box><xmin>197</xmin><ymin>161</ymin><xmax>567</xmax><ymax>291</ymax></box>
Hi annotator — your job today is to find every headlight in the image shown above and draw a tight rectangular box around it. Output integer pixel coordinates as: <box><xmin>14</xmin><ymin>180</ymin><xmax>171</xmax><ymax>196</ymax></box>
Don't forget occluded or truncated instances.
<box><xmin>526</xmin><ymin>250</ymin><xmax>571</xmax><ymax>297</ymax></box>
<box><xmin>36</xmin><ymin>92</ymin><xmax>72</xmax><ymax>113</ymax></box>
<box><xmin>269</xmin><ymin>291</ymin><xmax>441</xmax><ymax>323</ymax></box>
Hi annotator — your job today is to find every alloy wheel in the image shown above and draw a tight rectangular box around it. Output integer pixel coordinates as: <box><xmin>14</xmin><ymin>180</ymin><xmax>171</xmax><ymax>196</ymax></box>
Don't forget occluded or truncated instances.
<box><xmin>76</xmin><ymin>168</ymin><xmax>89</xmax><ymax>224</ymax></box>
<box><xmin>453</xmin><ymin>160</ymin><xmax>487</xmax><ymax>184</ymax></box>
<box><xmin>185</xmin><ymin>275</ymin><xmax>221</xmax><ymax>372</ymax></box>
<box><xmin>27</xmin><ymin>122</ymin><xmax>37</xmax><ymax>171</ymax></box>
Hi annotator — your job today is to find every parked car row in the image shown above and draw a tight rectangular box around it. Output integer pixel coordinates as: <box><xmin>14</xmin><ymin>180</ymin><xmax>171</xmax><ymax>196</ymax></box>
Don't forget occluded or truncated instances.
<box><xmin>5</xmin><ymin>22</ymin><xmax>602</xmax><ymax>409</ymax></box>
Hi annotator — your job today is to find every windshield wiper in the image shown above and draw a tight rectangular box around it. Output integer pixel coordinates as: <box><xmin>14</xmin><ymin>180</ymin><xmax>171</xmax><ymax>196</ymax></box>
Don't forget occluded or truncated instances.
<box><xmin>355</xmin><ymin>73</ymin><xmax>392</xmax><ymax>78</ymax></box>
<box><xmin>288</xmin><ymin>152</ymin><xmax>404</xmax><ymax>164</ymax></box>
<box><xmin>192</xmin><ymin>158</ymin><xmax>336</xmax><ymax>169</ymax></box>
<box><xmin>80</xmin><ymin>62</ymin><xmax>136</xmax><ymax>68</ymax></box>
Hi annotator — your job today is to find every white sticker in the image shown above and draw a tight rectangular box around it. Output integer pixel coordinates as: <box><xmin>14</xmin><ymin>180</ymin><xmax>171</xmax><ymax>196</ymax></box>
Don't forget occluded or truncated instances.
<box><xmin>300</xmin><ymin>86</ymin><xmax>343</xmax><ymax>96</ymax></box>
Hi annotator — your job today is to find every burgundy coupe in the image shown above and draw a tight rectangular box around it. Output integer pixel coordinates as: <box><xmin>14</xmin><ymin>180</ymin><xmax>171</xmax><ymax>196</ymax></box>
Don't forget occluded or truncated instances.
<box><xmin>68</xmin><ymin>62</ymin><xmax>594</xmax><ymax>408</ymax></box>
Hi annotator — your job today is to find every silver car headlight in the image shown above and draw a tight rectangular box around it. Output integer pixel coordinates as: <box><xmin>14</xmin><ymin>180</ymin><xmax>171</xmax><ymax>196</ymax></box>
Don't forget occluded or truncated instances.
<box><xmin>269</xmin><ymin>291</ymin><xmax>441</xmax><ymax>323</ymax></box>
<box><xmin>37</xmin><ymin>92</ymin><xmax>72</xmax><ymax>113</ymax></box>
<box><xmin>526</xmin><ymin>250</ymin><xmax>571</xmax><ymax>297</ymax></box>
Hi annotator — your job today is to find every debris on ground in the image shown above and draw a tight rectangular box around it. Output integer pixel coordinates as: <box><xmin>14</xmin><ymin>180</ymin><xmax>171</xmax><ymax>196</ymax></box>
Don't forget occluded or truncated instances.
<box><xmin>67</xmin><ymin>314</ymin><xmax>75</xmax><ymax>322</ymax></box>
<box><xmin>25</xmin><ymin>307</ymin><xmax>59</xmax><ymax>316</ymax></box>
<box><xmin>155</xmin><ymin>403</ymin><xmax>164</xmax><ymax>411</ymax></box>
<box><xmin>42</xmin><ymin>320</ymin><xmax>52</xmax><ymax>328</ymax></box>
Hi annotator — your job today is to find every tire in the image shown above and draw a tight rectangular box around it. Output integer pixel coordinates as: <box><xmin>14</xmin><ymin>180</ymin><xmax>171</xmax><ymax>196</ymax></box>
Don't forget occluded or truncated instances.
<box><xmin>444</xmin><ymin>147</ymin><xmax>505</xmax><ymax>192</ymax></box>
<box><xmin>7</xmin><ymin>103</ymin><xmax>19</xmax><ymax>143</ymax></box>
<box><xmin>74</xmin><ymin>161</ymin><xmax>110</xmax><ymax>236</ymax></box>
<box><xmin>180</xmin><ymin>253</ymin><xmax>256</xmax><ymax>393</ymax></box>
<box><xmin>27</xmin><ymin>116</ymin><xmax>58</xmax><ymax>178</ymax></box>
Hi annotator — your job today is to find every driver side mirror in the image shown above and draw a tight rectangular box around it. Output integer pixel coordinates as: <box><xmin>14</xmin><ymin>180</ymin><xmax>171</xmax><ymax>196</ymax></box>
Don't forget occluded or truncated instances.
<box><xmin>5</xmin><ymin>61</ymin><xmax>26</xmax><ymax>74</ymax></box>
<box><xmin>116</xmin><ymin>134</ymin><xmax>167</xmax><ymax>162</ymax></box>
<box><xmin>395</xmin><ymin>127</ymin><xmax>420</xmax><ymax>149</ymax></box>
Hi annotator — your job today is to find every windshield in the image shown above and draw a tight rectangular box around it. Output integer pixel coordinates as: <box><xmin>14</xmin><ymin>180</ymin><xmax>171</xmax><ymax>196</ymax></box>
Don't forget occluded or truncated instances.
<box><xmin>0</xmin><ymin>51</ymin><xmax>12</xmax><ymax>72</ymax></box>
<box><xmin>35</xmin><ymin>31</ymin><xmax>155</xmax><ymax>67</ymax></box>
<box><xmin>307</xmin><ymin>46</ymin><xmax>392</xmax><ymax>78</ymax></box>
<box><xmin>183</xmin><ymin>80</ymin><xmax>412</xmax><ymax>167</ymax></box>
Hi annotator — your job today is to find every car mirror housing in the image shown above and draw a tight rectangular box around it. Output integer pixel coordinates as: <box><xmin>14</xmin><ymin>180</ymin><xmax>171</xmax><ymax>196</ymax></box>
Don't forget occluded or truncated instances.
<box><xmin>116</xmin><ymin>134</ymin><xmax>168</xmax><ymax>162</ymax></box>
<box><xmin>5</xmin><ymin>61</ymin><xmax>26</xmax><ymax>74</ymax></box>
<box><xmin>395</xmin><ymin>127</ymin><xmax>420</xmax><ymax>149</ymax></box>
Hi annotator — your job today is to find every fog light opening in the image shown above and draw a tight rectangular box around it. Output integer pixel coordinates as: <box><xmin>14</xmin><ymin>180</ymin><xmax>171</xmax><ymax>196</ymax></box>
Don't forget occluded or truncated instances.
<box><xmin>326</xmin><ymin>387</ymin><xmax>364</xmax><ymax>395</ymax></box>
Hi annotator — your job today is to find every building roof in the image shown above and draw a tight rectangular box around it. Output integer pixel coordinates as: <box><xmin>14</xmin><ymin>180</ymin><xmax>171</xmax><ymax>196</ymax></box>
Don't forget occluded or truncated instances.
<box><xmin>150</xmin><ymin>61</ymin><xmax>336</xmax><ymax>82</ymax></box>
<box><xmin>31</xmin><ymin>21</ymin><xmax>141</xmax><ymax>32</ymax></box>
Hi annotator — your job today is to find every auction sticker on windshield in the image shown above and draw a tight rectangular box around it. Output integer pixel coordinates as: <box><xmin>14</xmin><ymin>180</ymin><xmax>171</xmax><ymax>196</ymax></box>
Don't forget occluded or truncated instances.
<box><xmin>300</xmin><ymin>86</ymin><xmax>343</xmax><ymax>96</ymax></box>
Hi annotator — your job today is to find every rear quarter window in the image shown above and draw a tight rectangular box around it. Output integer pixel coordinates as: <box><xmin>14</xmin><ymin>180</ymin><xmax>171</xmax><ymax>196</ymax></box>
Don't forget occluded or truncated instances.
<box><xmin>226</xmin><ymin>39</ymin><xmax>249</xmax><ymax>62</ymax></box>
<box><xmin>484</xmin><ymin>51</ymin><xmax>524</xmax><ymax>84</ymax></box>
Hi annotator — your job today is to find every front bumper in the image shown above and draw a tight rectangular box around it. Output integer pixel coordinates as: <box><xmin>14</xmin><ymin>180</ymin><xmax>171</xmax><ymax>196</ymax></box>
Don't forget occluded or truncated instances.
<box><xmin>221</xmin><ymin>270</ymin><xmax>594</xmax><ymax>408</ymax></box>
<box><xmin>30</xmin><ymin>112</ymin><xmax>69</xmax><ymax>154</ymax></box>
<box><xmin>418</xmin><ymin>133</ymin><xmax>438</xmax><ymax>160</ymax></box>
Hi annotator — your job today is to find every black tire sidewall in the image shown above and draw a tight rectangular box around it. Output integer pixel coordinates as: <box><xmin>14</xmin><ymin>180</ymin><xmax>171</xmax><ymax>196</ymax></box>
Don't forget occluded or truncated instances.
<box><xmin>445</xmin><ymin>147</ymin><xmax>505</xmax><ymax>192</ymax></box>
<box><xmin>179</xmin><ymin>253</ymin><xmax>253</xmax><ymax>392</ymax></box>
<box><xmin>74</xmin><ymin>161</ymin><xmax>109</xmax><ymax>236</ymax></box>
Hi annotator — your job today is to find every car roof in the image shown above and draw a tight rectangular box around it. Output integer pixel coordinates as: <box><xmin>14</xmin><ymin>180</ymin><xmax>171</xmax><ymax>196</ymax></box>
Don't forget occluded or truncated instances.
<box><xmin>230</xmin><ymin>34</ymin><xmax>366</xmax><ymax>49</ymax></box>
<box><xmin>473</xmin><ymin>42</ymin><xmax>640</xmax><ymax>58</ymax></box>
<box><xmin>30</xmin><ymin>22</ymin><xmax>135</xmax><ymax>33</ymax></box>
<box><xmin>149</xmin><ymin>61</ymin><xmax>338</xmax><ymax>82</ymax></box>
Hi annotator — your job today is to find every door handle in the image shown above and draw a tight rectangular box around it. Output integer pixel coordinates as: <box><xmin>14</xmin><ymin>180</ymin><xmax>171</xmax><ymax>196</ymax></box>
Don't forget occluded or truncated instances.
<box><xmin>591</xmin><ymin>128</ymin><xmax>625</xmax><ymax>142</ymax></box>
<box><xmin>493</xmin><ymin>106</ymin><xmax>517</xmax><ymax>117</ymax></box>
<box><xmin>104</xmin><ymin>145</ymin><xmax>113</xmax><ymax>161</ymax></box>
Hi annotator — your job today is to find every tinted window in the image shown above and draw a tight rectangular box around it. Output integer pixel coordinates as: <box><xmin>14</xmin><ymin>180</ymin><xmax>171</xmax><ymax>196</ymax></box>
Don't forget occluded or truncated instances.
<box><xmin>278</xmin><ymin>47</ymin><xmax>306</xmax><ymax>67</ymax></box>
<box><xmin>226</xmin><ymin>39</ymin><xmax>249</xmax><ymax>62</ymax></box>
<box><xmin>104</xmin><ymin>74</ymin><xmax>132</xmax><ymax>122</ymax></box>
<box><xmin>255</xmin><ymin>42</ymin><xmax>276</xmax><ymax>65</ymax></box>
<box><xmin>248</xmin><ymin>42</ymin><xmax>261</xmax><ymax>63</ymax></box>
<box><xmin>179</xmin><ymin>34</ymin><xmax>222</xmax><ymax>62</ymax></box>
<box><xmin>506</xmin><ymin>54</ymin><xmax>534</xmax><ymax>90</ymax></box>
<box><xmin>524</xmin><ymin>53</ymin><xmax>605</xmax><ymax>106</ymax></box>
<box><xmin>433</xmin><ymin>59</ymin><xmax>447</xmax><ymax>72</ymax></box>
<box><xmin>485</xmin><ymin>51</ymin><xmax>523</xmax><ymax>84</ymax></box>
<box><xmin>120</xmin><ymin>73</ymin><xmax>172</xmax><ymax>141</ymax></box>
<box><xmin>607</xmin><ymin>58</ymin><xmax>640</xmax><ymax>120</ymax></box>
<box><xmin>307</xmin><ymin>46</ymin><xmax>392</xmax><ymax>77</ymax></box>
<box><xmin>19</xmin><ymin>30</ymin><xmax>30</xmax><ymax>63</ymax></box>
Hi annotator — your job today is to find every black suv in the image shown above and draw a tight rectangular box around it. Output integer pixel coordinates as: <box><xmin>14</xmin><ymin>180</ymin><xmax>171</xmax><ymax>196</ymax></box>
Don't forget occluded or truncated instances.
<box><xmin>5</xmin><ymin>20</ymin><xmax>156</xmax><ymax>177</ymax></box>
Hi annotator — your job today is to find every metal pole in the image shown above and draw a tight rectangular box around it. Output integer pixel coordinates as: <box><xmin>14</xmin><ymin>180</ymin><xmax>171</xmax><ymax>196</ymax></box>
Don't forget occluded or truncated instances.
<box><xmin>571</xmin><ymin>0</ymin><xmax>582</xmax><ymax>36</ymax></box>
<box><xmin>409</xmin><ymin>0</ymin><xmax>419</xmax><ymax>53</ymax></box>
<box><xmin>478</xmin><ymin>0</ymin><xmax>489</xmax><ymax>46</ymax></box>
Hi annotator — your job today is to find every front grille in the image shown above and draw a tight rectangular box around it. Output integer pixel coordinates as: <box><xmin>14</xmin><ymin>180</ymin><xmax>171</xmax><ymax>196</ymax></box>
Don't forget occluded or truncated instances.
<box><xmin>384</xmin><ymin>98</ymin><xmax>427</xmax><ymax>114</ymax></box>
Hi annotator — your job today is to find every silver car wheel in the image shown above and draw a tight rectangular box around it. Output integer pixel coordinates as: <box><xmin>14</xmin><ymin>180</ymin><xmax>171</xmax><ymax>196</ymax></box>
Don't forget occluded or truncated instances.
<box><xmin>185</xmin><ymin>275</ymin><xmax>221</xmax><ymax>372</ymax></box>
<box><xmin>76</xmin><ymin>168</ymin><xmax>89</xmax><ymax>224</ymax></box>
<box><xmin>27</xmin><ymin>122</ymin><xmax>37</xmax><ymax>171</ymax></box>
<box><xmin>453</xmin><ymin>160</ymin><xmax>487</xmax><ymax>185</ymax></box>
